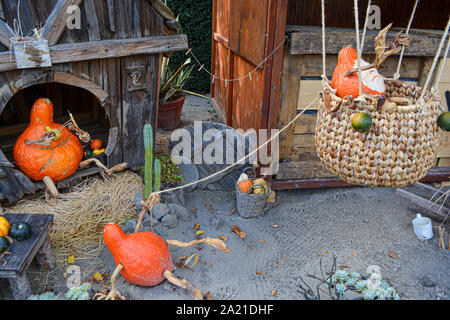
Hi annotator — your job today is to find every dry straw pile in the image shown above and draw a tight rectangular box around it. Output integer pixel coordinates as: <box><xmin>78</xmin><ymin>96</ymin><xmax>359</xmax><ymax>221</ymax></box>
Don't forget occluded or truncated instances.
<box><xmin>5</xmin><ymin>171</ymin><xmax>144</xmax><ymax>269</ymax></box>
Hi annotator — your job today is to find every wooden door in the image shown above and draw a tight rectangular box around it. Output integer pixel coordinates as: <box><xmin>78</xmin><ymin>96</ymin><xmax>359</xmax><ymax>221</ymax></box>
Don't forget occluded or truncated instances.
<box><xmin>211</xmin><ymin>0</ymin><xmax>287</xmax><ymax>131</ymax></box>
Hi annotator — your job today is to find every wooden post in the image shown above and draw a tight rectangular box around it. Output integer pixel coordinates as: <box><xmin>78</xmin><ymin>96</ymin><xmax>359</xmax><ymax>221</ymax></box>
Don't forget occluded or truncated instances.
<box><xmin>8</xmin><ymin>272</ymin><xmax>32</xmax><ymax>300</ymax></box>
<box><xmin>35</xmin><ymin>237</ymin><xmax>56</xmax><ymax>271</ymax></box>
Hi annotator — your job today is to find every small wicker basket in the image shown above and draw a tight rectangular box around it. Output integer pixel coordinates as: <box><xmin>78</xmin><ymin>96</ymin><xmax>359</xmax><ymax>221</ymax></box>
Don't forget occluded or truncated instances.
<box><xmin>235</xmin><ymin>168</ymin><xmax>272</xmax><ymax>218</ymax></box>
<box><xmin>315</xmin><ymin>80</ymin><xmax>442</xmax><ymax>188</ymax></box>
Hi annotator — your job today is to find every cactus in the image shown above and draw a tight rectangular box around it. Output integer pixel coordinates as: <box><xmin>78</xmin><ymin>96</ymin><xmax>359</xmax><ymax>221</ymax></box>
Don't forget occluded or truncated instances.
<box><xmin>143</xmin><ymin>124</ymin><xmax>153</xmax><ymax>199</ymax></box>
<box><xmin>154</xmin><ymin>159</ymin><xmax>161</xmax><ymax>192</ymax></box>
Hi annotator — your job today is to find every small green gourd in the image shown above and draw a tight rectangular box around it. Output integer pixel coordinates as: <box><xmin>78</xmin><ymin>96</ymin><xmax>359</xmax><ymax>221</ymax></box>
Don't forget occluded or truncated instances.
<box><xmin>10</xmin><ymin>222</ymin><xmax>32</xmax><ymax>241</ymax></box>
<box><xmin>0</xmin><ymin>237</ymin><xmax>8</xmax><ymax>254</ymax></box>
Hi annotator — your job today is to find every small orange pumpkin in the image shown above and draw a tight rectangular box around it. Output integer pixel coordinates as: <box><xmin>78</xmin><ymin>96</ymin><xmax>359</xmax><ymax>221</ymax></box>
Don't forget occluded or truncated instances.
<box><xmin>331</xmin><ymin>47</ymin><xmax>385</xmax><ymax>98</ymax></box>
<box><xmin>103</xmin><ymin>224</ymin><xmax>174</xmax><ymax>286</ymax></box>
<box><xmin>90</xmin><ymin>139</ymin><xmax>103</xmax><ymax>151</ymax></box>
<box><xmin>0</xmin><ymin>217</ymin><xmax>10</xmax><ymax>237</ymax></box>
<box><xmin>13</xmin><ymin>98</ymin><xmax>83</xmax><ymax>182</ymax></box>
<box><xmin>238</xmin><ymin>179</ymin><xmax>253</xmax><ymax>194</ymax></box>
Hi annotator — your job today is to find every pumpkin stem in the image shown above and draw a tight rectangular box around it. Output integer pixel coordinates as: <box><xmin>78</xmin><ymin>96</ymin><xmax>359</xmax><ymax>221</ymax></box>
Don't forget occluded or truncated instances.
<box><xmin>163</xmin><ymin>270</ymin><xmax>203</xmax><ymax>300</ymax></box>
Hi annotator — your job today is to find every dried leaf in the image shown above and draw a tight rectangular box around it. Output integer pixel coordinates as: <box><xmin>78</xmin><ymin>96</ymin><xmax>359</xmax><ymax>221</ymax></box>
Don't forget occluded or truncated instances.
<box><xmin>258</xmin><ymin>239</ymin><xmax>265</xmax><ymax>243</ymax></box>
<box><xmin>196</xmin><ymin>230</ymin><xmax>205</xmax><ymax>236</ymax></box>
<box><xmin>323</xmin><ymin>250</ymin><xmax>328</xmax><ymax>255</ymax></box>
<box><xmin>249</xmin><ymin>245</ymin><xmax>255</xmax><ymax>249</ymax></box>
<box><xmin>388</xmin><ymin>251</ymin><xmax>398</xmax><ymax>259</ymax></box>
<box><xmin>177</xmin><ymin>256</ymin><xmax>187</xmax><ymax>261</ymax></box>
<box><xmin>218</xmin><ymin>236</ymin><xmax>228</xmax><ymax>242</ymax></box>
<box><xmin>189</xmin><ymin>253</ymin><xmax>199</xmax><ymax>268</ymax></box>
<box><xmin>194</xmin><ymin>224</ymin><xmax>200</xmax><ymax>230</ymax></box>
<box><xmin>256</xmin><ymin>272</ymin><xmax>263</xmax><ymax>275</ymax></box>
<box><xmin>206</xmin><ymin>291</ymin><xmax>213</xmax><ymax>300</ymax></box>
<box><xmin>272</xmin><ymin>289</ymin><xmax>277</xmax><ymax>296</ymax></box>
<box><xmin>68</xmin><ymin>255</ymin><xmax>75</xmax><ymax>264</ymax></box>
<box><xmin>184</xmin><ymin>253</ymin><xmax>196</xmax><ymax>267</ymax></box>
<box><xmin>93</xmin><ymin>272</ymin><xmax>103</xmax><ymax>282</ymax></box>
<box><xmin>339</xmin><ymin>265</ymin><xmax>350</xmax><ymax>269</ymax></box>
<box><xmin>272</xmin><ymin>224</ymin><xmax>279</xmax><ymax>228</ymax></box>
<box><xmin>239</xmin><ymin>232</ymin><xmax>247</xmax><ymax>239</ymax></box>
<box><xmin>231</xmin><ymin>225</ymin><xmax>241</xmax><ymax>234</ymax></box>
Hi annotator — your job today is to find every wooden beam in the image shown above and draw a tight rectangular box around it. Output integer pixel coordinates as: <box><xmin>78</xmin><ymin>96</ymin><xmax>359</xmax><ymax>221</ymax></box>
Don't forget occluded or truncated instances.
<box><xmin>288</xmin><ymin>27</ymin><xmax>445</xmax><ymax>57</ymax></box>
<box><xmin>396</xmin><ymin>188</ymin><xmax>449</xmax><ymax>219</ymax></box>
<box><xmin>53</xmin><ymin>72</ymin><xmax>108</xmax><ymax>105</ymax></box>
<box><xmin>272</xmin><ymin>166</ymin><xmax>450</xmax><ymax>190</ymax></box>
<box><xmin>43</xmin><ymin>0</ymin><xmax>84</xmax><ymax>46</ymax></box>
<box><xmin>0</xmin><ymin>19</ymin><xmax>11</xmax><ymax>47</ymax></box>
<box><xmin>0</xmin><ymin>35</ymin><xmax>188</xmax><ymax>73</ymax></box>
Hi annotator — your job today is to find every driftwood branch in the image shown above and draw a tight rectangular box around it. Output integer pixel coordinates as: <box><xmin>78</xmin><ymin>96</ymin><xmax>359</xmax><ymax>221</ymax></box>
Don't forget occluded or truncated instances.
<box><xmin>163</xmin><ymin>270</ymin><xmax>203</xmax><ymax>300</ymax></box>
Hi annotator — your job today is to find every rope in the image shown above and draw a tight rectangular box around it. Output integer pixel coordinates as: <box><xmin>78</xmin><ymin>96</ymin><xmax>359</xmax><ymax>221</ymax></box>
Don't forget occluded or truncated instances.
<box><xmin>418</xmin><ymin>16</ymin><xmax>450</xmax><ymax>103</ymax></box>
<box><xmin>177</xmin><ymin>26</ymin><xmax>286</xmax><ymax>83</ymax></box>
<box><xmin>359</xmin><ymin>0</ymin><xmax>372</xmax><ymax>54</ymax></box>
<box><xmin>433</xmin><ymin>33</ymin><xmax>450</xmax><ymax>91</ymax></box>
<box><xmin>151</xmin><ymin>96</ymin><xmax>319</xmax><ymax>196</ymax></box>
<box><xmin>353</xmin><ymin>0</ymin><xmax>363</xmax><ymax>97</ymax></box>
<box><xmin>393</xmin><ymin>0</ymin><xmax>420</xmax><ymax>80</ymax></box>
<box><xmin>321</xmin><ymin>0</ymin><xmax>327</xmax><ymax>81</ymax></box>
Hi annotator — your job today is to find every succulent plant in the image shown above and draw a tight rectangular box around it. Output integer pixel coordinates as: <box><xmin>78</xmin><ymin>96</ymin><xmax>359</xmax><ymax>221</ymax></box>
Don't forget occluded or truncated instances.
<box><xmin>335</xmin><ymin>283</ymin><xmax>346</xmax><ymax>296</ymax></box>
<box><xmin>332</xmin><ymin>269</ymin><xmax>349</xmax><ymax>283</ymax></box>
<box><xmin>65</xmin><ymin>282</ymin><xmax>91</xmax><ymax>300</ymax></box>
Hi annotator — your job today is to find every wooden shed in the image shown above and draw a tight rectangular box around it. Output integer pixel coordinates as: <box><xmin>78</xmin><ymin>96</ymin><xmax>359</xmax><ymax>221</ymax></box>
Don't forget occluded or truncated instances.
<box><xmin>0</xmin><ymin>0</ymin><xmax>187</xmax><ymax>202</ymax></box>
<box><xmin>211</xmin><ymin>0</ymin><xmax>450</xmax><ymax>190</ymax></box>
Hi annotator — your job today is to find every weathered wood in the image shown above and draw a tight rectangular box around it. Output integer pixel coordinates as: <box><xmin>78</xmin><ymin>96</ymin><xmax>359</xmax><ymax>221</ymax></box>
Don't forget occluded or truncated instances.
<box><xmin>0</xmin><ymin>19</ymin><xmax>11</xmax><ymax>47</ymax></box>
<box><xmin>12</xmin><ymin>40</ymin><xmax>52</xmax><ymax>70</ymax></box>
<box><xmin>34</xmin><ymin>237</ymin><xmax>56</xmax><ymax>271</ymax></box>
<box><xmin>8</xmin><ymin>272</ymin><xmax>31</xmax><ymax>300</ymax></box>
<box><xmin>272</xmin><ymin>177</ymin><xmax>352</xmax><ymax>190</ymax></box>
<box><xmin>288</xmin><ymin>27</ymin><xmax>445</xmax><ymax>57</ymax></box>
<box><xmin>53</xmin><ymin>72</ymin><xmax>109</xmax><ymax>105</ymax></box>
<box><xmin>275</xmin><ymin>161</ymin><xmax>334</xmax><ymax>180</ymax></box>
<box><xmin>84</xmin><ymin>0</ymin><xmax>101</xmax><ymax>41</ymax></box>
<box><xmin>396</xmin><ymin>188</ymin><xmax>449</xmax><ymax>219</ymax></box>
<box><xmin>278</xmin><ymin>50</ymin><xmax>302</xmax><ymax>159</ymax></box>
<box><xmin>0</xmin><ymin>35</ymin><xmax>188</xmax><ymax>72</ymax></box>
<box><xmin>43</xmin><ymin>0</ymin><xmax>84</xmax><ymax>46</ymax></box>
<box><xmin>0</xmin><ymin>214</ymin><xmax>53</xmax><ymax>275</ymax></box>
<box><xmin>106</xmin><ymin>0</ymin><xmax>115</xmax><ymax>32</ymax></box>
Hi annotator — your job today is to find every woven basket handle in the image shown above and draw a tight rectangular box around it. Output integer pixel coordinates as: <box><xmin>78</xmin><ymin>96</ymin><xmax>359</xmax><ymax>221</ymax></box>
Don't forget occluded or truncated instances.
<box><xmin>242</xmin><ymin>167</ymin><xmax>256</xmax><ymax>179</ymax></box>
<box><xmin>247</xmin><ymin>184</ymin><xmax>268</xmax><ymax>195</ymax></box>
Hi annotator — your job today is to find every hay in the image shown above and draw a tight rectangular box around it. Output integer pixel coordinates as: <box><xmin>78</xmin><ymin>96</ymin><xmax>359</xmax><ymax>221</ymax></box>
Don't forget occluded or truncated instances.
<box><xmin>5</xmin><ymin>171</ymin><xmax>144</xmax><ymax>271</ymax></box>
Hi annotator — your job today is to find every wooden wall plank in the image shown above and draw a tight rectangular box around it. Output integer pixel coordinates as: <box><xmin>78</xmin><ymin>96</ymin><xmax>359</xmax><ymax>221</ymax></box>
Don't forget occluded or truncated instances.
<box><xmin>288</xmin><ymin>27</ymin><xmax>446</xmax><ymax>57</ymax></box>
<box><xmin>43</xmin><ymin>0</ymin><xmax>84</xmax><ymax>46</ymax></box>
<box><xmin>275</xmin><ymin>161</ymin><xmax>334</xmax><ymax>180</ymax></box>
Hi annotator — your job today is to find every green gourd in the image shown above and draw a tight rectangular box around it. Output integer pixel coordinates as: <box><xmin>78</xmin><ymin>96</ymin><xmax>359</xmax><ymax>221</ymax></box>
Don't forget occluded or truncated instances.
<box><xmin>10</xmin><ymin>222</ymin><xmax>32</xmax><ymax>241</ymax></box>
<box><xmin>0</xmin><ymin>237</ymin><xmax>8</xmax><ymax>254</ymax></box>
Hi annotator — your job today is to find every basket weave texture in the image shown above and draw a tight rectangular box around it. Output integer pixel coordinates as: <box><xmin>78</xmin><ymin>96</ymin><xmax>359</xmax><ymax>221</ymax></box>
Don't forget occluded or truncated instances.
<box><xmin>235</xmin><ymin>183</ymin><xmax>272</xmax><ymax>218</ymax></box>
<box><xmin>315</xmin><ymin>80</ymin><xmax>441</xmax><ymax>187</ymax></box>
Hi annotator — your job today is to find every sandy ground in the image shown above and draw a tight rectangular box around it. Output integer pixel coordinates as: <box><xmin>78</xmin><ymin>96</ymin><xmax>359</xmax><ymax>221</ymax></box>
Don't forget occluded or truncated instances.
<box><xmin>1</xmin><ymin>186</ymin><xmax>448</xmax><ymax>300</ymax></box>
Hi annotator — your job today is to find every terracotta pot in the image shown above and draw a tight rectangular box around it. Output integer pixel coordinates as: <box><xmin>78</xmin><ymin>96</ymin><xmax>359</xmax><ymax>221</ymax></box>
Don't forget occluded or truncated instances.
<box><xmin>157</xmin><ymin>96</ymin><xmax>186</xmax><ymax>130</ymax></box>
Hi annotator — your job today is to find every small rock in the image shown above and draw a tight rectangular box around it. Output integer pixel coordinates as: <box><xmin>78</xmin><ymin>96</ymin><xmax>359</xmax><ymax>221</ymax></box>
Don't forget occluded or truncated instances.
<box><xmin>133</xmin><ymin>193</ymin><xmax>144</xmax><ymax>212</ymax></box>
<box><xmin>161</xmin><ymin>214</ymin><xmax>178</xmax><ymax>229</ymax></box>
<box><xmin>153</xmin><ymin>203</ymin><xmax>170</xmax><ymax>220</ymax></box>
<box><xmin>168</xmin><ymin>203</ymin><xmax>192</xmax><ymax>221</ymax></box>
<box><xmin>122</xmin><ymin>219</ymin><xmax>137</xmax><ymax>234</ymax></box>
<box><xmin>421</xmin><ymin>275</ymin><xmax>435</xmax><ymax>288</ymax></box>
<box><xmin>161</xmin><ymin>189</ymin><xmax>185</xmax><ymax>206</ymax></box>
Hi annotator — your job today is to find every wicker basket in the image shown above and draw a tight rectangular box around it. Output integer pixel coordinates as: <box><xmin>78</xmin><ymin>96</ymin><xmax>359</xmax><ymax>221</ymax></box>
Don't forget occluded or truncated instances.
<box><xmin>235</xmin><ymin>182</ymin><xmax>272</xmax><ymax>218</ymax></box>
<box><xmin>315</xmin><ymin>80</ymin><xmax>442</xmax><ymax>187</ymax></box>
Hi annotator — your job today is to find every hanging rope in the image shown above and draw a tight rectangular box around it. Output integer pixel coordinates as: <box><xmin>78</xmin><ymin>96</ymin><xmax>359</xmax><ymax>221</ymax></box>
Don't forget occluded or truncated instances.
<box><xmin>321</xmin><ymin>0</ymin><xmax>327</xmax><ymax>81</ymax></box>
<box><xmin>353</xmin><ymin>0</ymin><xmax>363</xmax><ymax>98</ymax></box>
<box><xmin>359</xmin><ymin>0</ymin><xmax>372</xmax><ymax>54</ymax></box>
<box><xmin>393</xmin><ymin>0</ymin><xmax>420</xmax><ymax>80</ymax></box>
<box><xmin>433</xmin><ymin>33</ymin><xmax>450</xmax><ymax>92</ymax></box>
<box><xmin>418</xmin><ymin>17</ymin><xmax>450</xmax><ymax>103</ymax></box>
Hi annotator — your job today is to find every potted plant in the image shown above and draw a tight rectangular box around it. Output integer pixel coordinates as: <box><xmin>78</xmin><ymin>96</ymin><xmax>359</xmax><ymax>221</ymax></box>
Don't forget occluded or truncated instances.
<box><xmin>157</xmin><ymin>57</ymin><xmax>207</xmax><ymax>130</ymax></box>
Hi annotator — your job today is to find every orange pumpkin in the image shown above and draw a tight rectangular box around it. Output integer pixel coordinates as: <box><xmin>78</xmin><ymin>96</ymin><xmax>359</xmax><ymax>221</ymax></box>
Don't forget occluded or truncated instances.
<box><xmin>238</xmin><ymin>179</ymin><xmax>253</xmax><ymax>194</ymax></box>
<box><xmin>103</xmin><ymin>224</ymin><xmax>174</xmax><ymax>287</ymax></box>
<box><xmin>331</xmin><ymin>47</ymin><xmax>386</xmax><ymax>98</ymax></box>
<box><xmin>13</xmin><ymin>98</ymin><xmax>83</xmax><ymax>182</ymax></box>
<box><xmin>90</xmin><ymin>139</ymin><xmax>102</xmax><ymax>150</ymax></box>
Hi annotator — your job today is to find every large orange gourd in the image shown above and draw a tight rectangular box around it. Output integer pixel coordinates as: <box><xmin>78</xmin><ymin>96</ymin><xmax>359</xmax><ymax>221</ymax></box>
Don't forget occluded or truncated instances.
<box><xmin>331</xmin><ymin>47</ymin><xmax>385</xmax><ymax>98</ymax></box>
<box><xmin>13</xmin><ymin>98</ymin><xmax>83</xmax><ymax>182</ymax></box>
<box><xmin>103</xmin><ymin>224</ymin><xmax>174</xmax><ymax>287</ymax></box>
